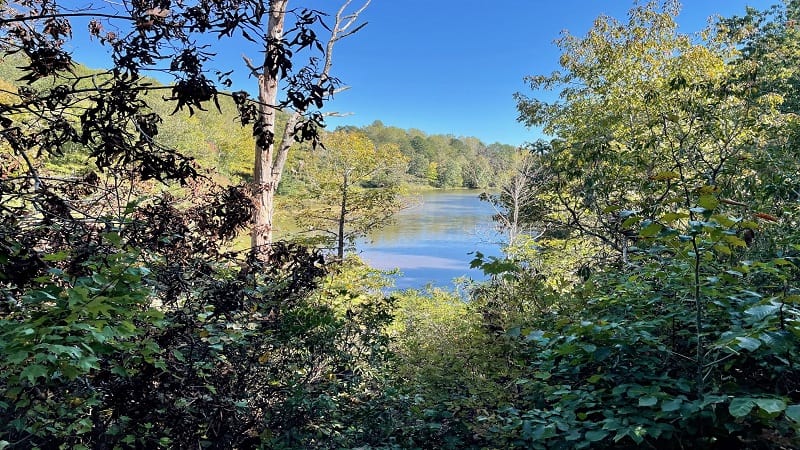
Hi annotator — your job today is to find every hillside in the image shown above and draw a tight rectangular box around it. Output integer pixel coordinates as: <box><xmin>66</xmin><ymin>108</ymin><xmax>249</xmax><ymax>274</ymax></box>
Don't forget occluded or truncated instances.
<box><xmin>0</xmin><ymin>53</ymin><xmax>517</xmax><ymax>192</ymax></box>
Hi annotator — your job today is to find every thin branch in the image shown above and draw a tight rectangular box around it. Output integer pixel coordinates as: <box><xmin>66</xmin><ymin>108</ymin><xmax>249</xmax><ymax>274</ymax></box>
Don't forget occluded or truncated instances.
<box><xmin>0</xmin><ymin>12</ymin><xmax>134</xmax><ymax>26</ymax></box>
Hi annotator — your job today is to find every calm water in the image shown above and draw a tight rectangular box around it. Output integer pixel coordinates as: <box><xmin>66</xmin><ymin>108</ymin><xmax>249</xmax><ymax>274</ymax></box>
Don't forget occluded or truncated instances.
<box><xmin>359</xmin><ymin>190</ymin><xmax>503</xmax><ymax>289</ymax></box>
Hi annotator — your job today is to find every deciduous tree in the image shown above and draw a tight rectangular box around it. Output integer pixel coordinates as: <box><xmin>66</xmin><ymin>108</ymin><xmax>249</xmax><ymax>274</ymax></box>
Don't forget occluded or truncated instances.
<box><xmin>0</xmin><ymin>0</ymin><xmax>371</xmax><ymax>260</ymax></box>
<box><xmin>296</xmin><ymin>131</ymin><xmax>408</xmax><ymax>259</ymax></box>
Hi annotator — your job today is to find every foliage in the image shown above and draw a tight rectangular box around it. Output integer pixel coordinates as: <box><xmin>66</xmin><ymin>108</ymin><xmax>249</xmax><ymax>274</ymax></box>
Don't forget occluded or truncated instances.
<box><xmin>374</xmin><ymin>2</ymin><xmax>800</xmax><ymax>449</ymax></box>
<box><xmin>3</xmin><ymin>0</ymin><xmax>800</xmax><ymax>448</ymax></box>
<box><xmin>354</xmin><ymin>120</ymin><xmax>517</xmax><ymax>189</ymax></box>
<box><xmin>384</xmin><ymin>288</ymin><xmax>529</xmax><ymax>449</ymax></box>
<box><xmin>0</xmin><ymin>0</ymin><xmax>371</xmax><ymax>257</ymax></box>
<box><xmin>294</xmin><ymin>131</ymin><xmax>408</xmax><ymax>259</ymax></box>
<box><xmin>0</xmin><ymin>3</ymin><xmax>395</xmax><ymax>447</ymax></box>
<box><xmin>0</xmin><ymin>165</ymin><xmax>399</xmax><ymax>448</ymax></box>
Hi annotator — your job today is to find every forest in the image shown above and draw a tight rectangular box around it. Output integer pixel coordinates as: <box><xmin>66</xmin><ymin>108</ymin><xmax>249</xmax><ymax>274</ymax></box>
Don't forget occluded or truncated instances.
<box><xmin>1</xmin><ymin>0</ymin><xmax>799</xmax><ymax>448</ymax></box>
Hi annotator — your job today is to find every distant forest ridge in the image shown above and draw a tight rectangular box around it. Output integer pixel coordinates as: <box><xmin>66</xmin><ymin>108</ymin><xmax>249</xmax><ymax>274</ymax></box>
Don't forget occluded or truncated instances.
<box><xmin>0</xmin><ymin>53</ymin><xmax>518</xmax><ymax>190</ymax></box>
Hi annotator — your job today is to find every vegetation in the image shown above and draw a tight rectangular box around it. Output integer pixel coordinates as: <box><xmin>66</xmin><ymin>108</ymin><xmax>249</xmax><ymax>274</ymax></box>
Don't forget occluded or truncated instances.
<box><xmin>293</xmin><ymin>131</ymin><xmax>408</xmax><ymax>259</ymax></box>
<box><xmin>1</xmin><ymin>0</ymin><xmax>800</xmax><ymax>449</ymax></box>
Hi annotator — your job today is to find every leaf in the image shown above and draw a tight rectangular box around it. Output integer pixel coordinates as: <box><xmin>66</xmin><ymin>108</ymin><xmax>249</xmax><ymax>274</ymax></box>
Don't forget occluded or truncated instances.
<box><xmin>650</xmin><ymin>171</ymin><xmax>679</xmax><ymax>181</ymax></box>
<box><xmin>661</xmin><ymin>398</ymin><xmax>683</xmax><ymax>412</ymax></box>
<box><xmin>45</xmin><ymin>344</ymin><xmax>83</xmax><ymax>359</ymax></box>
<box><xmin>639</xmin><ymin>221</ymin><xmax>663</xmax><ymax>238</ymax></box>
<box><xmin>661</xmin><ymin>212</ymin><xmax>689</xmax><ymax>223</ymax></box>
<box><xmin>785</xmin><ymin>404</ymin><xmax>800</xmax><ymax>422</ymax></box>
<box><xmin>754</xmin><ymin>398</ymin><xmax>786</xmax><ymax>415</ymax></box>
<box><xmin>696</xmin><ymin>185</ymin><xmax>720</xmax><ymax>194</ymax></box>
<box><xmin>723</xmin><ymin>235</ymin><xmax>747</xmax><ymax>248</ymax></box>
<box><xmin>639</xmin><ymin>396</ymin><xmax>658</xmax><ymax>407</ymax></box>
<box><xmin>76</xmin><ymin>356</ymin><xmax>100</xmax><ymax>372</ymax></box>
<box><xmin>729</xmin><ymin>398</ymin><xmax>755</xmax><ymax>418</ymax></box>
<box><xmin>585</xmin><ymin>430</ymin><xmax>609</xmax><ymax>442</ymax></box>
<box><xmin>172</xmin><ymin>349</ymin><xmax>186</xmax><ymax>362</ymax></box>
<box><xmin>7</xmin><ymin>351</ymin><xmax>29</xmax><ymax>364</ymax></box>
<box><xmin>621</xmin><ymin>216</ymin><xmax>639</xmax><ymax>228</ymax></box>
<box><xmin>744</xmin><ymin>304</ymin><xmax>780</xmax><ymax>320</ymax></box>
<box><xmin>741</xmin><ymin>220</ymin><xmax>759</xmax><ymax>230</ymax></box>
<box><xmin>735</xmin><ymin>336</ymin><xmax>761</xmax><ymax>352</ymax></box>
<box><xmin>714</xmin><ymin>243</ymin><xmax>732</xmax><ymax>256</ymax></box>
<box><xmin>42</xmin><ymin>251</ymin><xmax>70</xmax><ymax>262</ymax></box>
<box><xmin>20</xmin><ymin>364</ymin><xmax>48</xmax><ymax>382</ymax></box>
<box><xmin>697</xmin><ymin>195</ymin><xmax>719</xmax><ymax>211</ymax></box>
<box><xmin>784</xmin><ymin>295</ymin><xmax>800</xmax><ymax>305</ymax></box>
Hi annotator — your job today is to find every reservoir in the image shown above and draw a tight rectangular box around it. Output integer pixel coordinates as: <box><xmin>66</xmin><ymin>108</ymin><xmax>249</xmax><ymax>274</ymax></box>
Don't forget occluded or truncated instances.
<box><xmin>359</xmin><ymin>190</ymin><xmax>503</xmax><ymax>290</ymax></box>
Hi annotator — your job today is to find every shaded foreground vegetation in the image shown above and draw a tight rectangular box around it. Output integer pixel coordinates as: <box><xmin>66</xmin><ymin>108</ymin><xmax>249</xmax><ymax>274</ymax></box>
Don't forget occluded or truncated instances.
<box><xmin>2</xmin><ymin>0</ymin><xmax>800</xmax><ymax>449</ymax></box>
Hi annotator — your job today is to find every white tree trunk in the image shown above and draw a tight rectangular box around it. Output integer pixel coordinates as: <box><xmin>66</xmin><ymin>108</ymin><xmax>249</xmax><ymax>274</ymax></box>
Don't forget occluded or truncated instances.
<box><xmin>250</xmin><ymin>0</ymin><xmax>370</xmax><ymax>259</ymax></box>
<box><xmin>251</xmin><ymin>0</ymin><xmax>288</xmax><ymax>256</ymax></box>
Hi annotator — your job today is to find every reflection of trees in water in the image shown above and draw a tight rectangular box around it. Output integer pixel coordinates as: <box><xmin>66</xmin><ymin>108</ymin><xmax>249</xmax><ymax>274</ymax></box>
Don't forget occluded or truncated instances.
<box><xmin>366</xmin><ymin>191</ymin><xmax>496</xmax><ymax>244</ymax></box>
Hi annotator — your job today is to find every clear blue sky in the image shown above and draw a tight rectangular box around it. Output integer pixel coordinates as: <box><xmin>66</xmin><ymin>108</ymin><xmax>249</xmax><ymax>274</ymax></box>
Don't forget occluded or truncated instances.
<box><xmin>69</xmin><ymin>0</ymin><xmax>775</xmax><ymax>146</ymax></box>
<box><xmin>317</xmin><ymin>0</ymin><xmax>774</xmax><ymax>146</ymax></box>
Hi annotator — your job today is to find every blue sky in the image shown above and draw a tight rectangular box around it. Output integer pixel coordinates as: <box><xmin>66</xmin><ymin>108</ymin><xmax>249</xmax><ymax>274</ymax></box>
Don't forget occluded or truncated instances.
<box><xmin>69</xmin><ymin>0</ymin><xmax>775</xmax><ymax>146</ymax></box>
<box><xmin>320</xmin><ymin>0</ymin><xmax>774</xmax><ymax>145</ymax></box>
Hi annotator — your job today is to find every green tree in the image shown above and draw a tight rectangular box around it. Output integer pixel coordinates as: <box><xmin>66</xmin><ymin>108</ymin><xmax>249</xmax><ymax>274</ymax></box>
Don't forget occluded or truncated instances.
<box><xmin>0</xmin><ymin>2</ymin><xmax>401</xmax><ymax>447</ymax></box>
<box><xmin>297</xmin><ymin>131</ymin><xmax>408</xmax><ymax>259</ymax></box>
<box><xmin>425</xmin><ymin>161</ymin><xmax>439</xmax><ymax>185</ymax></box>
<box><xmin>469</xmin><ymin>1</ymin><xmax>800</xmax><ymax>447</ymax></box>
<box><xmin>515</xmin><ymin>0</ymin><xmax>788</xmax><ymax>264</ymax></box>
<box><xmin>462</xmin><ymin>155</ymin><xmax>492</xmax><ymax>189</ymax></box>
<box><xmin>436</xmin><ymin>159</ymin><xmax>463</xmax><ymax>188</ymax></box>
<box><xmin>0</xmin><ymin>0</ymin><xmax>371</xmax><ymax>260</ymax></box>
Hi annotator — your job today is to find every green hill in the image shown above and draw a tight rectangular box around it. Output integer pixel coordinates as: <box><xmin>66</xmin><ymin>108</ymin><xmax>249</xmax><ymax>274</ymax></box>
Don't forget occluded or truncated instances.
<box><xmin>0</xmin><ymin>53</ymin><xmax>517</xmax><ymax>191</ymax></box>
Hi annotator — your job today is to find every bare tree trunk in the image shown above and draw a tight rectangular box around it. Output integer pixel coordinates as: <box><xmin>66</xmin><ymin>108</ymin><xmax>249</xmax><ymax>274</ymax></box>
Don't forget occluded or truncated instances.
<box><xmin>337</xmin><ymin>171</ymin><xmax>349</xmax><ymax>260</ymax></box>
<box><xmin>249</xmin><ymin>0</ymin><xmax>371</xmax><ymax>260</ymax></box>
<box><xmin>251</xmin><ymin>0</ymin><xmax>289</xmax><ymax>256</ymax></box>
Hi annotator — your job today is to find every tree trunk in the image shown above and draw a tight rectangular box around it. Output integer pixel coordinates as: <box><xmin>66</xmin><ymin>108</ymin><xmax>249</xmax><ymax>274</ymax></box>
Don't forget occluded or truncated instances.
<box><xmin>251</xmin><ymin>0</ymin><xmax>289</xmax><ymax>257</ymax></box>
<box><xmin>249</xmin><ymin>0</ymin><xmax>370</xmax><ymax>260</ymax></box>
<box><xmin>337</xmin><ymin>171</ymin><xmax>349</xmax><ymax>260</ymax></box>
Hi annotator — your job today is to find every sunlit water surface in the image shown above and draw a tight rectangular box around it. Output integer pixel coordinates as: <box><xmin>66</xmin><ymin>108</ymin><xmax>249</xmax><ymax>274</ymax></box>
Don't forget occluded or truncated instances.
<box><xmin>359</xmin><ymin>190</ymin><xmax>503</xmax><ymax>290</ymax></box>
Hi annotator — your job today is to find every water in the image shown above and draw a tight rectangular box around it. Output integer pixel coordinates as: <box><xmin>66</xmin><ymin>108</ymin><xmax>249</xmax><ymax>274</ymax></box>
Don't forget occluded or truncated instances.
<box><xmin>359</xmin><ymin>190</ymin><xmax>503</xmax><ymax>289</ymax></box>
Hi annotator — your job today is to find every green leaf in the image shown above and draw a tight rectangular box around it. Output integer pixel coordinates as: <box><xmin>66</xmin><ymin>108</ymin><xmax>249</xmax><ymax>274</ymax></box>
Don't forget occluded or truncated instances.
<box><xmin>103</xmin><ymin>231</ymin><xmax>123</xmax><ymax>247</ymax></box>
<box><xmin>41</xmin><ymin>344</ymin><xmax>83</xmax><ymax>359</ymax></box>
<box><xmin>172</xmin><ymin>349</ymin><xmax>186</xmax><ymax>362</ymax></box>
<box><xmin>621</xmin><ymin>216</ymin><xmax>640</xmax><ymax>228</ymax></box>
<box><xmin>661</xmin><ymin>212</ymin><xmax>689</xmax><ymax>223</ymax></box>
<box><xmin>714</xmin><ymin>243</ymin><xmax>732</xmax><ymax>256</ymax></box>
<box><xmin>20</xmin><ymin>364</ymin><xmax>48</xmax><ymax>382</ymax></box>
<box><xmin>744</xmin><ymin>304</ymin><xmax>780</xmax><ymax>320</ymax></box>
<box><xmin>724</xmin><ymin>235</ymin><xmax>747</xmax><ymax>248</ymax></box>
<box><xmin>42</xmin><ymin>251</ymin><xmax>70</xmax><ymax>262</ymax></box>
<box><xmin>640</xmin><ymin>221</ymin><xmax>663</xmax><ymax>238</ymax></box>
<box><xmin>741</xmin><ymin>220</ymin><xmax>759</xmax><ymax>230</ymax></box>
<box><xmin>661</xmin><ymin>398</ymin><xmax>683</xmax><ymax>412</ymax></box>
<box><xmin>729</xmin><ymin>398</ymin><xmax>755</xmax><ymax>418</ymax></box>
<box><xmin>7</xmin><ymin>351</ymin><xmax>29</xmax><ymax>364</ymax></box>
<box><xmin>735</xmin><ymin>336</ymin><xmax>761</xmax><ymax>352</ymax></box>
<box><xmin>585</xmin><ymin>430</ymin><xmax>609</xmax><ymax>442</ymax></box>
<box><xmin>697</xmin><ymin>195</ymin><xmax>719</xmax><ymax>211</ymax></box>
<box><xmin>785</xmin><ymin>404</ymin><xmax>800</xmax><ymax>422</ymax></box>
<box><xmin>639</xmin><ymin>396</ymin><xmax>658</xmax><ymax>407</ymax></box>
<box><xmin>754</xmin><ymin>398</ymin><xmax>786</xmax><ymax>415</ymax></box>
<box><xmin>76</xmin><ymin>356</ymin><xmax>100</xmax><ymax>372</ymax></box>
<box><xmin>650</xmin><ymin>171</ymin><xmax>679</xmax><ymax>181</ymax></box>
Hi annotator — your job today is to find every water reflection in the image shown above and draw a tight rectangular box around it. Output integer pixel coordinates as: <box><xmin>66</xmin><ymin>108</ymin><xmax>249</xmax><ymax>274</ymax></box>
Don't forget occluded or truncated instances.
<box><xmin>359</xmin><ymin>190</ymin><xmax>503</xmax><ymax>289</ymax></box>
